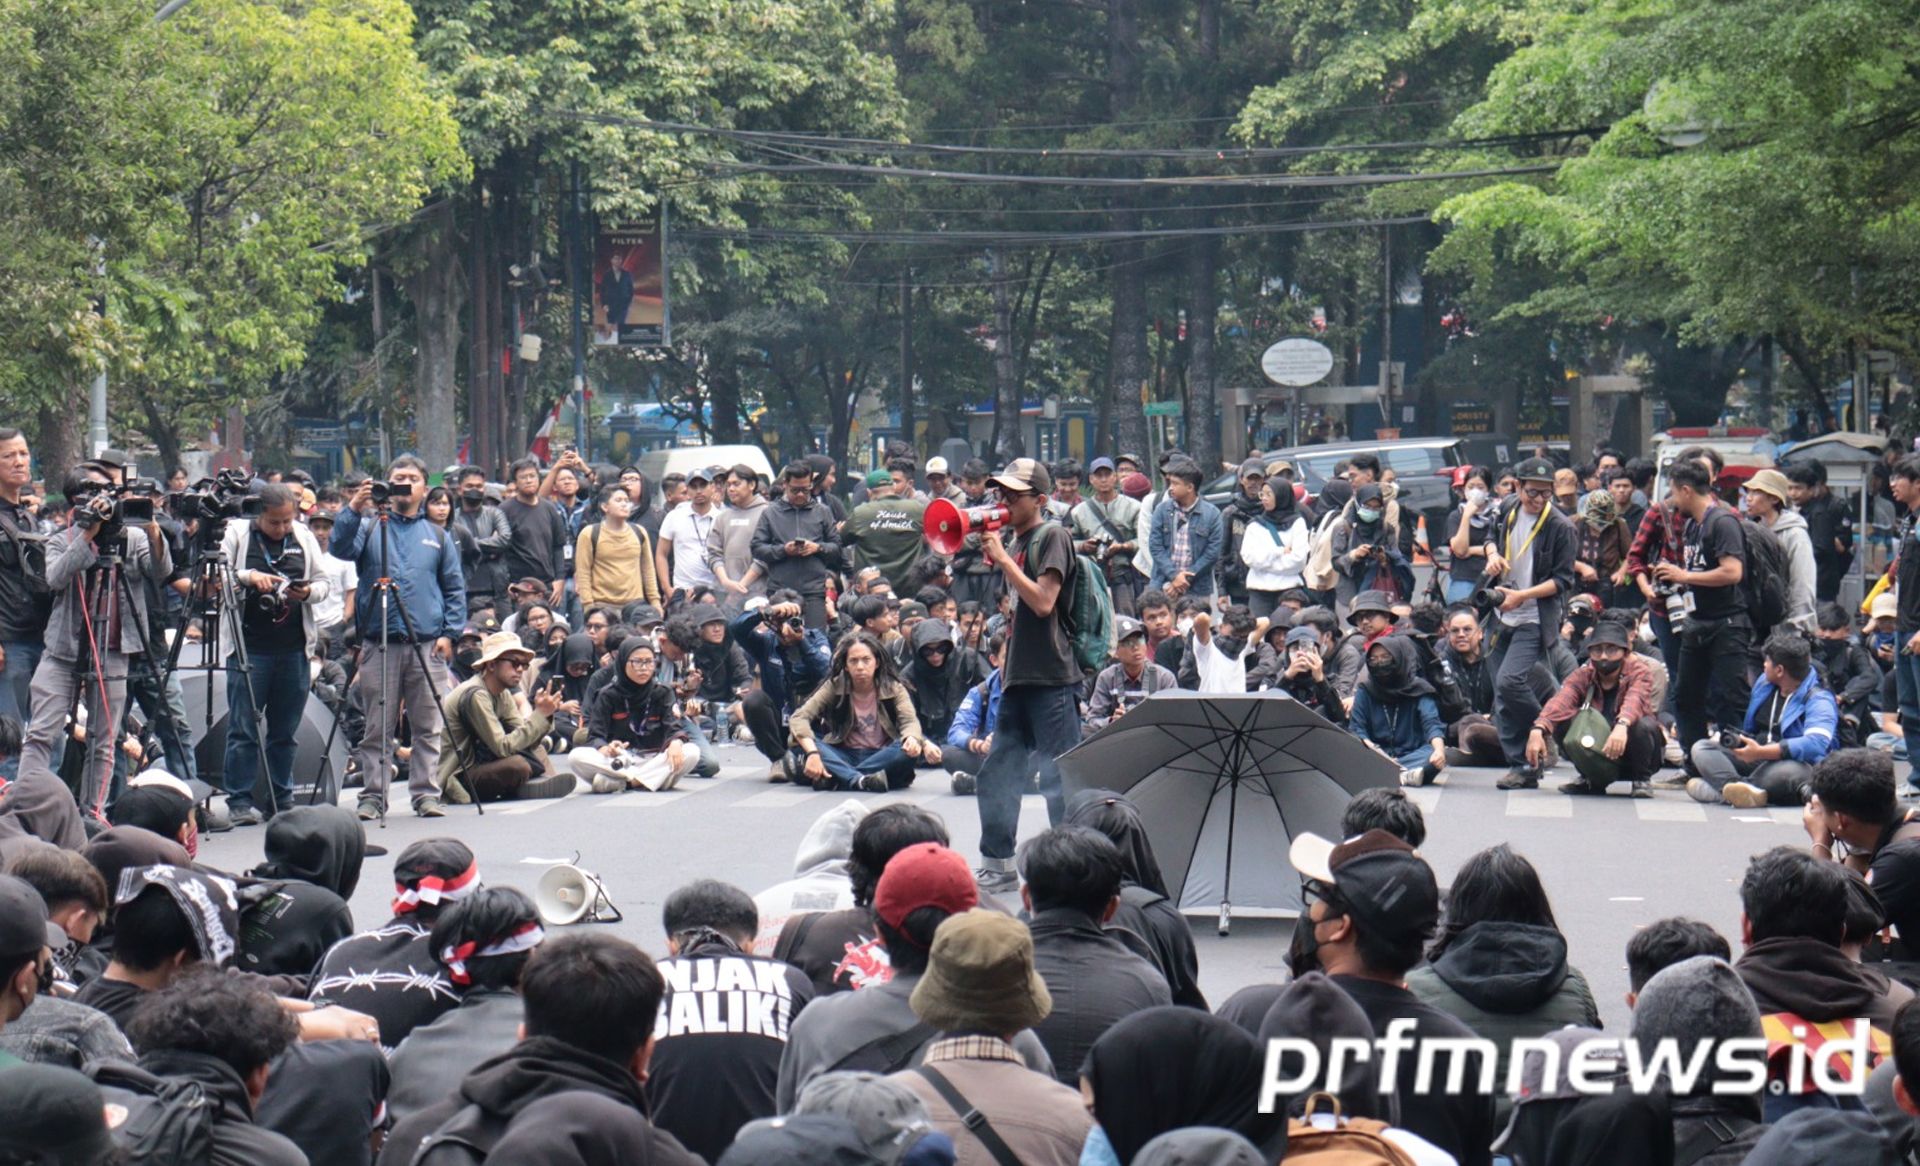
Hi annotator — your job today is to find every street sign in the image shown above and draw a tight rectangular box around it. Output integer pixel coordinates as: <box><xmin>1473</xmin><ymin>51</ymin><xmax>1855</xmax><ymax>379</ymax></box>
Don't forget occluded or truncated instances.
<box><xmin>1261</xmin><ymin>338</ymin><xmax>1335</xmax><ymax>388</ymax></box>
<box><xmin>1143</xmin><ymin>401</ymin><xmax>1183</xmax><ymax>417</ymax></box>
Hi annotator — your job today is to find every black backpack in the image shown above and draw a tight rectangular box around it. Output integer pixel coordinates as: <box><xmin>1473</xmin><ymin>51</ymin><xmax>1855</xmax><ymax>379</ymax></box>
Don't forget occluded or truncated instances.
<box><xmin>88</xmin><ymin>1061</ymin><xmax>216</xmax><ymax>1166</ymax></box>
<box><xmin>1738</xmin><ymin>517</ymin><xmax>1788</xmax><ymax>638</ymax></box>
<box><xmin>0</xmin><ymin>507</ymin><xmax>51</xmax><ymax>597</ymax></box>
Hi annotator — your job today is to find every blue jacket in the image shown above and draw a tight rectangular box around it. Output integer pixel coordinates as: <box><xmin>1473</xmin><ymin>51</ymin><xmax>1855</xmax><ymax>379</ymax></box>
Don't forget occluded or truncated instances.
<box><xmin>730</xmin><ymin>610</ymin><xmax>831</xmax><ymax>716</ymax></box>
<box><xmin>947</xmin><ymin>670</ymin><xmax>1004</xmax><ymax>750</ymax></box>
<box><xmin>1742</xmin><ymin>668</ymin><xmax>1838</xmax><ymax>766</ymax></box>
<box><xmin>329</xmin><ymin>507</ymin><xmax>467</xmax><ymax>642</ymax></box>
<box><xmin>1147</xmin><ymin>498</ymin><xmax>1226</xmax><ymax>595</ymax></box>
<box><xmin>1349</xmin><ymin>688</ymin><xmax>1445</xmax><ymax>759</ymax></box>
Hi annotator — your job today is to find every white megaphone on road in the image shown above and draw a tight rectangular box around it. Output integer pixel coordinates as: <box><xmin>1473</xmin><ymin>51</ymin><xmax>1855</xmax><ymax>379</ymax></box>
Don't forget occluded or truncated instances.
<box><xmin>535</xmin><ymin>861</ymin><xmax>623</xmax><ymax>926</ymax></box>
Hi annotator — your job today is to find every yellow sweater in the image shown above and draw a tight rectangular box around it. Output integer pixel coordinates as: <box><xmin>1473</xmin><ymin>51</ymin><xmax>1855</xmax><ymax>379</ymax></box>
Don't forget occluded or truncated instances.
<box><xmin>575</xmin><ymin>522</ymin><xmax>662</xmax><ymax>607</ymax></box>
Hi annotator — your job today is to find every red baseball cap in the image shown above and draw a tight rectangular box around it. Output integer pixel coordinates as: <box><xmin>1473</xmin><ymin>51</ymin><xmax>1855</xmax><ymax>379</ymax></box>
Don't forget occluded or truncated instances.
<box><xmin>874</xmin><ymin>843</ymin><xmax>979</xmax><ymax>932</ymax></box>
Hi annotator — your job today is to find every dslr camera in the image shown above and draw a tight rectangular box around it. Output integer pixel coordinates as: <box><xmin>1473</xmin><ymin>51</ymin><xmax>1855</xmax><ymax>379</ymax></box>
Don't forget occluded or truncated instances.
<box><xmin>762</xmin><ymin>607</ymin><xmax>806</xmax><ymax>637</ymax></box>
<box><xmin>1718</xmin><ymin>727</ymin><xmax>1747</xmax><ymax>750</ymax></box>
<box><xmin>369</xmin><ymin>479</ymin><xmax>414</xmax><ymax>505</ymax></box>
<box><xmin>1651</xmin><ymin>580</ymin><xmax>1690</xmax><ymax>624</ymax></box>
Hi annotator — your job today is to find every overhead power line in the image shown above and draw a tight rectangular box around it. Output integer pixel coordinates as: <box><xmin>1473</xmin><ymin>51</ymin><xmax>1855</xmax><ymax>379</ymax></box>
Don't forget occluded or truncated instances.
<box><xmin>677</xmin><ymin>214</ymin><xmax>1431</xmax><ymax>247</ymax></box>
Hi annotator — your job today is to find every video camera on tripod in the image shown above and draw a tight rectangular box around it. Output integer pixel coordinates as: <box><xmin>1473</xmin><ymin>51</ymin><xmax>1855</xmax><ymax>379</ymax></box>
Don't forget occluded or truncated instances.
<box><xmin>72</xmin><ymin>478</ymin><xmax>159</xmax><ymax>536</ymax></box>
<box><xmin>367</xmin><ymin>478</ymin><xmax>415</xmax><ymax>506</ymax></box>
<box><xmin>167</xmin><ymin>469</ymin><xmax>263</xmax><ymax>526</ymax></box>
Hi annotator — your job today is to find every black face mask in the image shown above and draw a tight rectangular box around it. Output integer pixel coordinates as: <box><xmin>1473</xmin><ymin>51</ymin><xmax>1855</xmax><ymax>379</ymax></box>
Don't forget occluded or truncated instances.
<box><xmin>460</xmin><ymin>489</ymin><xmax>485</xmax><ymax>504</ymax></box>
<box><xmin>1591</xmin><ymin>656</ymin><xmax>1623</xmax><ymax>676</ymax></box>
<box><xmin>1287</xmin><ymin>912</ymin><xmax>1324</xmax><ymax>978</ymax></box>
<box><xmin>454</xmin><ymin>648</ymin><xmax>481</xmax><ymax>673</ymax></box>
<box><xmin>1367</xmin><ymin>660</ymin><xmax>1399</xmax><ymax>685</ymax></box>
<box><xmin>1214</xmin><ymin>635</ymin><xmax>1246</xmax><ymax>659</ymax></box>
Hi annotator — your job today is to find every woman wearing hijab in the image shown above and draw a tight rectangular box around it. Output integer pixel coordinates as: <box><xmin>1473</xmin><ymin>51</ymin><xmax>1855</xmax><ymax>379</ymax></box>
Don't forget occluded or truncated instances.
<box><xmin>1063</xmin><ymin>790</ymin><xmax>1205</xmax><ymax>1009</ymax></box>
<box><xmin>1079</xmin><ymin>1007</ymin><xmax>1286</xmax><ymax>1166</ymax></box>
<box><xmin>1349</xmin><ymin>636</ymin><xmax>1448</xmax><ymax>786</ymax></box>
<box><xmin>1573</xmin><ymin>490</ymin><xmax>1631</xmax><ymax>608</ymax></box>
<box><xmin>1331</xmin><ymin>483</ymin><xmax>1414</xmax><ymax>613</ymax></box>
<box><xmin>544</xmin><ymin>632</ymin><xmax>598</xmax><ymax>751</ymax></box>
<box><xmin>1238</xmin><ymin>480</ymin><xmax>1310</xmax><ymax>622</ymax></box>
<box><xmin>569</xmin><ymin>639</ymin><xmax>696</xmax><ymax>793</ymax></box>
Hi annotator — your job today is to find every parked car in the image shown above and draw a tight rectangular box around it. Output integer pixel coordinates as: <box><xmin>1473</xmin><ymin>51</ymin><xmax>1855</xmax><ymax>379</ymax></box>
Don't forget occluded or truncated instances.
<box><xmin>1202</xmin><ymin>437</ymin><xmax>1467</xmax><ymax>535</ymax></box>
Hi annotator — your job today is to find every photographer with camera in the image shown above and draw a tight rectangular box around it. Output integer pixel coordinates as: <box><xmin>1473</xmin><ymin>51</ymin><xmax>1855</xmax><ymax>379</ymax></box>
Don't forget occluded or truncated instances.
<box><xmin>329</xmin><ymin>456</ymin><xmax>466</xmax><ymax>820</ymax></box>
<box><xmin>212</xmin><ymin>483</ymin><xmax>331</xmax><ymax>825</ymax></box>
<box><xmin>20</xmin><ymin>465</ymin><xmax>172</xmax><ymax>814</ymax></box>
<box><xmin>731</xmin><ymin>593</ymin><xmax>832</xmax><ymax>780</ymax></box>
<box><xmin>1478</xmin><ymin>458</ymin><xmax>1577</xmax><ymax>791</ymax></box>
<box><xmin>751</xmin><ymin>462</ymin><xmax>841</xmax><ymax>631</ymax></box>
<box><xmin>1656</xmin><ymin>459</ymin><xmax>1751</xmax><ymax>758</ymax></box>
<box><xmin>1687</xmin><ymin>630</ymin><xmax>1837</xmax><ymax>807</ymax></box>
<box><xmin>1071</xmin><ymin>457</ymin><xmax>1143</xmax><ymax>616</ymax></box>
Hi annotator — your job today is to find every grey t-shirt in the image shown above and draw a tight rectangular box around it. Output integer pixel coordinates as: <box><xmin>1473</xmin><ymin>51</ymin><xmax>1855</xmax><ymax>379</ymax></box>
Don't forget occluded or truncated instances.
<box><xmin>1499</xmin><ymin>508</ymin><xmax>1543</xmax><ymax>629</ymax></box>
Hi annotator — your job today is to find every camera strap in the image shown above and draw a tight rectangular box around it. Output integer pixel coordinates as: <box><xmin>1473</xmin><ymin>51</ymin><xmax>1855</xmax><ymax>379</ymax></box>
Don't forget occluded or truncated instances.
<box><xmin>1504</xmin><ymin>504</ymin><xmax>1548</xmax><ymax>564</ymax></box>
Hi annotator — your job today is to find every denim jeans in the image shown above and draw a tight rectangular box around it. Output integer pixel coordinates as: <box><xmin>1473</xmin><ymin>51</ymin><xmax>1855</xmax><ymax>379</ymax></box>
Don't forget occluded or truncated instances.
<box><xmin>222</xmin><ymin>649</ymin><xmax>310</xmax><ymax>814</ymax></box>
<box><xmin>1895</xmin><ymin>650</ymin><xmax>1920</xmax><ymax>789</ymax></box>
<box><xmin>975</xmin><ymin>683</ymin><xmax>1082</xmax><ymax>864</ymax></box>
<box><xmin>0</xmin><ymin>637</ymin><xmax>43</xmax><ymax>780</ymax></box>
<box><xmin>812</xmin><ymin>741</ymin><xmax>910</xmax><ymax>789</ymax></box>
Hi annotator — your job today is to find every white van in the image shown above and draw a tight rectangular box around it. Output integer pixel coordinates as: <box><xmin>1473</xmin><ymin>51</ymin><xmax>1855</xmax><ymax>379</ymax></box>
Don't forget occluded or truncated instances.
<box><xmin>633</xmin><ymin>445</ymin><xmax>776</xmax><ymax>488</ymax></box>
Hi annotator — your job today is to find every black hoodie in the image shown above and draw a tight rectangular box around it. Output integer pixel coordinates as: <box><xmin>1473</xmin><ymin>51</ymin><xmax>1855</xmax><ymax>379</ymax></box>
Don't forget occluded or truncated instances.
<box><xmin>1735</xmin><ymin>935</ymin><xmax>1909</xmax><ymax>1031</ymax></box>
<box><xmin>903</xmin><ymin>618</ymin><xmax>986</xmax><ymax>743</ymax></box>
<box><xmin>585</xmin><ymin>646</ymin><xmax>688</xmax><ymax>753</ymax></box>
<box><xmin>238</xmin><ymin>805</ymin><xmax>365</xmax><ymax>979</ymax></box>
<box><xmin>380</xmin><ymin>1036</ymin><xmax>702</xmax><ymax>1166</ymax></box>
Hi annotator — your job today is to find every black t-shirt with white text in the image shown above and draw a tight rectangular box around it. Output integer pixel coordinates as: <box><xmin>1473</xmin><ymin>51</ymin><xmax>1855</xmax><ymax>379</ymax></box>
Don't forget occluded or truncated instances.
<box><xmin>1002</xmin><ymin>521</ymin><xmax>1079</xmax><ymax>688</ymax></box>
<box><xmin>1684</xmin><ymin>505</ymin><xmax>1747</xmax><ymax>621</ymax></box>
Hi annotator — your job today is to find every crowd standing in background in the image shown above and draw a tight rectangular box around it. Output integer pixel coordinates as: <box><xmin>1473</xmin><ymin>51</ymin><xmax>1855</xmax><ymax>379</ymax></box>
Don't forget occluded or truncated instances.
<box><xmin>7</xmin><ymin>425</ymin><xmax>1920</xmax><ymax>1163</ymax></box>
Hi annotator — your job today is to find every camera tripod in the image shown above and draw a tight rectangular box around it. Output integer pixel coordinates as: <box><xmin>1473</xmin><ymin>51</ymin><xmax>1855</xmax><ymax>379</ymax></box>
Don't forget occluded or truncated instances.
<box><xmin>163</xmin><ymin>525</ymin><xmax>291</xmax><ymax>815</ymax></box>
<box><xmin>328</xmin><ymin>500</ymin><xmax>469</xmax><ymax>826</ymax></box>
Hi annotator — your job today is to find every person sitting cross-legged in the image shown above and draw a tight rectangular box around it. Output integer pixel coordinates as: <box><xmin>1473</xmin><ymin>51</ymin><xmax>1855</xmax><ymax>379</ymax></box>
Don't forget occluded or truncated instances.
<box><xmin>1688</xmin><ymin>629</ymin><xmax>1839</xmax><ymax>808</ymax></box>
<box><xmin>1349</xmin><ymin>635</ymin><xmax>1448</xmax><ymax>789</ymax></box>
<box><xmin>437</xmin><ymin>632</ymin><xmax>578</xmax><ymax>804</ymax></box>
<box><xmin>1528</xmin><ymin>620</ymin><xmax>1666</xmax><ymax>797</ymax></box>
<box><xmin>789</xmin><ymin>632</ymin><xmax>933</xmax><ymax>793</ymax></box>
<box><xmin>568</xmin><ymin>638</ymin><xmax>698</xmax><ymax>793</ymax></box>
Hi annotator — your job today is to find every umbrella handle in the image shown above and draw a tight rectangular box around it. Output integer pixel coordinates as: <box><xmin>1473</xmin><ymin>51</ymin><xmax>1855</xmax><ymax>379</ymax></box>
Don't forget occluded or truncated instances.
<box><xmin>1218</xmin><ymin>901</ymin><xmax>1231</xmax><ymax>937</ymax></box>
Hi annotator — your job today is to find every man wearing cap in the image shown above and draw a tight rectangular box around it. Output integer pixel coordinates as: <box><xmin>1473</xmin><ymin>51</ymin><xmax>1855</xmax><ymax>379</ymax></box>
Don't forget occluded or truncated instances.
<box><xmin>888</xmin><ymin>909</ymin><xmax>1091</xmax><ymax>1165</ymax></box>
<box><xmin>1147</xmin><ymin>457</ymin><xmax>1225</xmax><ymax>601</ymax></box>
<box><xmin>1273</xmin><ymin>624</ymin><xmax>1347</xmax><ymax>724</ymax></box>
<box><xmin>436</xmin><ymin>632</ymin><xmax>577</xmax><ymax>804</ymax></box>
<box><xmin>754</xmin><ymin>461</ymin><xmax>843</xmax><ymax>631</ymax></box>
<box><xmin>309</xmin><ymin>838</ymin><xmax>473</xmax><ymax>1047</ymax></box>
<box><xmin>973</xmin><ymin>458</ymin><xmax>1083</xmax><ymax>894</ymax></box>
<box><xmin>1746</xmin><ymin>467</ymin><xmax>1817</xmax><ymax>631</ymax></box>
<box><xmin>0</xmin><ymin>1064</ymin><xmax>120</xmax><ymax>1163</ymax></box>
<box><xmin>1218</xmin><ymin>457</ymin><xmax>1270</xmax><ymax>606</ymax></box>
<box><xmin>925</xmin><ymin>456</ymin><xmax>964</xmax><ymax>504</ymax></box>
<box><xmin>1478</xmin><ymin>457</ymin><xmax>1578</xmax><ymax>790</ymax></box>
<box><xmin>708</xmin><ymin>463</ymin><xmax>769</xmax><ymax>614</ymax></box>
<box><xmin>1071</xmin><ymin>456</ymin><xmax>1144</xmax><ymax>617</ymax></box>
<box><xmin>844</xmin><ymin>465</ymin><xmax>929</xmax><ymax>597</ymax></box>
<box><xmin>1528</xmin><ymin>620</ymin><xmax>1665</xmax><ymax>795</ymax></box>
<box><xmin>656</xmin><ymin>465</ymin><xmax>722</xmax><ymax>598</ymax></box>
<box><xmin>0</xmin><ymin>873</ymin><xmax>51</xmax><ymax>1067</ymax></box>
<box><xmin>1287</xmin><ymin>830</ymin><xmax>1497</xmax><ymax>1166</ymax></box>
<box><xmin>1086</xmin><ymin>616</ymin><xmax>1175</xmax><ymax>729</ymax></box>
<box><xmin>777</xmin><ymin>842</ymin><xmax>1055</xmax><ymax>1109</ymax></box>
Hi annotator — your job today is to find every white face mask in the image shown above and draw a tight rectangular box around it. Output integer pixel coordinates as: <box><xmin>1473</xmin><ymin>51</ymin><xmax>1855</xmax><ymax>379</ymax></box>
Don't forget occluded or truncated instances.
<box><xmin>1465</xmin><ymin>487</ymin><xmax>1488</xmax><ymax>507</ymax></box>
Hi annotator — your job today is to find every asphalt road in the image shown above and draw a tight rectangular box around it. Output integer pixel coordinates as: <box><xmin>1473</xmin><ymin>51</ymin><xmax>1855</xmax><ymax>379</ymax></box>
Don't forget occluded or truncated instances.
<box><xmin>199</xmin><ymin>742</ymin><xmax>1811</xmax><ymax>1035</ymax></box>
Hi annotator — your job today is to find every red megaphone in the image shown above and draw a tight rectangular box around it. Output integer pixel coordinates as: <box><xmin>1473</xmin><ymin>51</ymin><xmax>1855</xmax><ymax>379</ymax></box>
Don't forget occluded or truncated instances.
<box><xmin>924</xmin><ymin>498</ymin><xmax>1009</xmax><ymax>555</ymax></box>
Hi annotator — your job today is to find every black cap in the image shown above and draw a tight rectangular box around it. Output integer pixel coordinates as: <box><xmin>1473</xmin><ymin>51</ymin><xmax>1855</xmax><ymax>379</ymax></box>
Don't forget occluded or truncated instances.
<box><xmin>1348</xmin><ymin>590</ymin><xmax>1396</xmax><ymax>622</ymax></box>
<box><xmin>1297</xmin><ymin>830</ymin><xmax>1440</xmax><ymax>947</ymax></box>
<box><xmin>691</xmin><ymin>603</ymin><xmax>726</xmax><ymax>627</ymax></box>
<box><xmin>1585</xmin><ymin>622</ymin><xmax>1631</xmax><ymax>650</ymax></box>
<box><xmin>0</xmin><ymin>873</ymin><xmax>48</xmax><ymax>959</ymax></box>
<box><xmin>0</xmin><ymin>1065</ymin><xmax>117</xmax><ymax>1166</ymax></box>
<box><xmin>116</xmin><ymin>865</ymin><xmax>240</xmax><ymax>968</ymax></box>
<box><xmin>1513</xmin><ymin>457</ymin><xmax>1557</xmax><ymax>483</ymax></box>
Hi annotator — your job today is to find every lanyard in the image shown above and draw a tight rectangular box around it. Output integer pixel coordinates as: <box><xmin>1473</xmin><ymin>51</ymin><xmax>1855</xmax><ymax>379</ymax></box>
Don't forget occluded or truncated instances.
<box><xmin>1506</xmin><ymin>505</ymin><xmax>1548</xmax><ymax>563</ymax></box>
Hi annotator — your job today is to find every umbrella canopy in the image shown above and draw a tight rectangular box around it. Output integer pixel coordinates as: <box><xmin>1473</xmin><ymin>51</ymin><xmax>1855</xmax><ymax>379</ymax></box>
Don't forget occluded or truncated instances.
<box><xmin>1058</xmin><ymin>691</ymin><xmax>1397</xmax><ymax>917</ymax></box>
<box><xmin>178</xmin><ymin>669</ymin><xmax>349</xmax><ymax>805</ymax></box>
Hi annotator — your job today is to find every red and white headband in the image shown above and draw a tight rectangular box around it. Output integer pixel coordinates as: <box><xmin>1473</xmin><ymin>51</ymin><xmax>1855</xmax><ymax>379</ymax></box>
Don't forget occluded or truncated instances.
<box><xmin>393</xmin><ymin>861</ymin><xmax>480</xmax><ymax>915</ymax></box>
<box><xmin>440</xmin><ymin>920</ymin><xmax>544</xmax><ymax>986</ymax></box>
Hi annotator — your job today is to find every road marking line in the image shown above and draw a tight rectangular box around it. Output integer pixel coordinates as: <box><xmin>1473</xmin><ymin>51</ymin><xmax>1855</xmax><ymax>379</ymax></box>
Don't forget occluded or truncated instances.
<box><xmin>1505</xmin><ymin>792</ymin><xmax>1572</xmax><ymax>818</ymax></box>
<box><xmin>1634</xmin><ymin>800</ymin><xmax>1707</xmax><ymax>822</ymax></box>
<box><xmin>732</xmin><ymin>789</ymin><xmax>823</xmax><ymax>808</ymax></box>
<box><xmin>494</xmin><ymin>797</ymin><xmax>567</xmax><ymax>815</ymax></box>
<box><xmin>1768</xmin><ymin>808</ymin><xmax>1802</xmax><ymax>826</ymax></box>
<box><xmin>1405</xmin><ymin>787</ymin><xmax>1442</xmax><ymax>813</ymax></box>
<box><xmin>1609</xmin><ymin>896</ymin><xmax>1645</xmax><ymax>902</ymax></box>
<box><xmin>597</xmin><ymin>788</ymin><xmax>701</xmax><ymax>806</ymax></box>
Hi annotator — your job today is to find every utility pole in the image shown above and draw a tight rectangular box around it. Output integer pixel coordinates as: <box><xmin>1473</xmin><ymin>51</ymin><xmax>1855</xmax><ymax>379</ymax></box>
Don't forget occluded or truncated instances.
<box><xmin>898</xmin><ymin>268</ymin><xmax>915</xmax><ymax>458</ymax></box>
<box><xmin>1378</xmin><ymin>226</ymin><xmax>1394</xmax><ymax>434</ymax></box>
<box><xmin>570</xmin><ymin>162</ymin><xmax>590</xmax><ymax>463</ymax></box>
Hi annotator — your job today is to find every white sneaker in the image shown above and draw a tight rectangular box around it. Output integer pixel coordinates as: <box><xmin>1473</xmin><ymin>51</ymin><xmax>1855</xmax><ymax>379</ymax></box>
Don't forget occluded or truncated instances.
<box><xmin>589</xmin><ymin>773</ymin><xmax>624</xmax><ymax>795</ymax></box>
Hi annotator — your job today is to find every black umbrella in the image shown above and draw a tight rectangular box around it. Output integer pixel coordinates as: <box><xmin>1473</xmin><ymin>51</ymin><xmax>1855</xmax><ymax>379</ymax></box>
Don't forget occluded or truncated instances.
<box><xmin>1057</xmin><ymin>691</ymin><xmax>1396</xmax><ymax>930</ymax></box>
<box><xmin>178</xmin><ymin>669</ymin><xmax>350</xmax><ymax>807</ymax></box>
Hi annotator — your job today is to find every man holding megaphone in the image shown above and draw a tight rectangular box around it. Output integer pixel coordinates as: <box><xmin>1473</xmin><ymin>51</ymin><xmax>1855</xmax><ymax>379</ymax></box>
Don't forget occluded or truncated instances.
<box><xmin>966</xmin><ymin>458</ymin><xmax>1084</xmax><ymax>895</ymax></box>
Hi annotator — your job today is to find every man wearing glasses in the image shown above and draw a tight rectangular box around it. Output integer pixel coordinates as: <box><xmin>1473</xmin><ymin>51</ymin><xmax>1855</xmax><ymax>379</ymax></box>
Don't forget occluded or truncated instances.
<box><xmin>972</xmin><ymin>458</ymin><xmax>1082</xmax><ymax>893</ymax></box>
<box><xmin>1480</xmin><ymin>458</ymin><xmax>1577</xmax><ymax>790</ymax></box>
